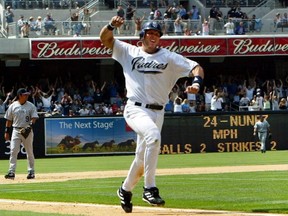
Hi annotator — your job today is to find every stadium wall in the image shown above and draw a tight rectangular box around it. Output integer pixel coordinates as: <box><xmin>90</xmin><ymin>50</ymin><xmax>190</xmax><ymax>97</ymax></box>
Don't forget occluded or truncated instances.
<box><xmin>0</xmin><ymin>111</ymin><xmax>286</xmax><ymax>159</ymax></box>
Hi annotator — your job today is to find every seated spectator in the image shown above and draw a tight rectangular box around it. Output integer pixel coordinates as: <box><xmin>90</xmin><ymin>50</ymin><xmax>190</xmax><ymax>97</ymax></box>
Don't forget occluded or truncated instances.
<box><xmin>235</xmin><ymin>21</ymin><xmax>245</xmax><ymax>35</ymax></box>
<box><xmin>44</xmin><ymin>13</ymin><xmax>57</xmax><ymax>35</ymax></box>
<box><xmin>29</xmin><ymin>16</ymin><xmax>37</xmax><ymax>31</ymax></box>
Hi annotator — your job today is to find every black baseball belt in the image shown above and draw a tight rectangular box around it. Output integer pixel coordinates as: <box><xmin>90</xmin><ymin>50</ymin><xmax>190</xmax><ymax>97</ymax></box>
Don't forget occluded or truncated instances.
<box><xmin>134</xmin><ymin>102</ymin><xmax>163</xmax><ymax>110</ymax></box>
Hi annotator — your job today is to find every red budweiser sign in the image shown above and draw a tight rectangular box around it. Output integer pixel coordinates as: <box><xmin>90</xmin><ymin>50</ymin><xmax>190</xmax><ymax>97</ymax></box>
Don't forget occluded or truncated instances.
<box><xmin>30</xmin><ymin>36</ymin><xmax>288</xmax><ymax>59</ymax></box>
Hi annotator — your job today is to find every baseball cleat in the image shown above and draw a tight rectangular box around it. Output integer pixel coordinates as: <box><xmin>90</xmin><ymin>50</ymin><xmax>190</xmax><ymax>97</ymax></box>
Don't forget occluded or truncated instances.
<box><xmin>117</xmin><ymin>186</ymin><xmax>133</xmax><ymax>213</ymax></box>
<box><xmin>4</xmin><ymin>172</ymin><xmax>15</xmax><ymax>180</ymax></box>
<box><xmin>142</xmin><ymin>187</ymin><xmax>165</xmax><ymax>206</ymax></box>
<box><xmin>27</xmin><ymin>173</ymin><xmax>35</xmax><ymax>179</ymax></box>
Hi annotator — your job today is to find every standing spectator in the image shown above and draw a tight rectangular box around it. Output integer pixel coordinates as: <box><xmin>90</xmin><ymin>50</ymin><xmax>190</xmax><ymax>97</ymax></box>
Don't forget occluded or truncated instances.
<box><xmin>116</xmin><ymin>4</ymin><xmax>125</xmax><ymax>34</ymax></box>
<box><xmin>125</xmin><ymin>3</ymin><xmax>135</xmax><ymax>35</ymax></box>
<box><xmin>71</xmin><ymin>11</ymin><xmax>82</xmax><ymax>36</ymax></box>
<box><xmin>38</xmin><ymin>87</ymin><xmax>55</xmax><ymax>112</ymax></box>
<box><xmin>17</xmin><ymin>15</ymin><xmax>25</xmax><ymax>36</ymax></box>
<box><xmin>4</xmin><ymin>88</ymin><xmax>39</xmax><ymax>180</ymax></box>
<box><xmin>81</xmin><ymin>8</ymin><xmax>91</xmax><ymax>35</ymax></box>
<box><xmin>174</xmin><ymin>16</ymin><xmax>183</xmax><ymax>35</ymax></box>
<box><xmin>274</xmin><ymin>12</ymin><xmax>282</xmax><ymax>32</ymax></box>
<box><xmin>134</xmin><ymin>13</ymin><xmax>145</xmax><ymax>36</ymax></box>
<box><xmin>173</xmin><ymin>96</ymin><xmax>183</xmax><ymax>113</ymax></box>
<box><xmin>210</xmin><ymin>89</ymin><xmax>223</xmax><ymax>111</ymax></box>
<box><xmin>35</xmin><ymin>16</ymin><xmax>43</xmax><ymax>36</ymax></box>
<box><xmin>202</xmin><ymin>20</ymin><xmax>209</xmax><ymax>35</ymax></box>
<box><xmin>253</xmin><ymin>115</ymin><xmax>271</xmax><ymax>153</ymax></box>
<box><xmin>203</xmin><ymin>86</ymin><xmax>214</xmax><ymax>111</ymax></box>
<box><xmin>209</xmin><ymin>5</ymin><xmax>219</xmax><ymax>35</ymax></box>
<box><xmin>61</xmin><ymin>92</ymin><xmax>73</xmax><ymax>116</ymax></box>
<box><xmin>278</xmin><ymin>97</ymin><xmax>287</xmax><ymax>109</ymax></box>
<box><xmin>224</xmin><ymin>18</ymin><xmax>235</xmax><ymax>35</ymax></box>
<box><xmin>5</xmin><ymin>6</ymin><xmax>14</xmax><ymax>36</ymax></box>
<box><xmin>20</xmin><ymin>21</ymin><xmax>30</xmax><ymax>38</ymax></box>
<box><xmin>153</xmin><ymin>7</ymin><xmax>163</xmax><ymax>20</ymax></box>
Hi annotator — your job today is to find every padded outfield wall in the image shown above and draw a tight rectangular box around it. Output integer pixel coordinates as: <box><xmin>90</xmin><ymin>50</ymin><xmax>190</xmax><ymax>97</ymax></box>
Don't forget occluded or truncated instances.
<box><xmin>0</xmin><ymin>111</ymin><xmax>286</xmax><ymax>159</ymax></box>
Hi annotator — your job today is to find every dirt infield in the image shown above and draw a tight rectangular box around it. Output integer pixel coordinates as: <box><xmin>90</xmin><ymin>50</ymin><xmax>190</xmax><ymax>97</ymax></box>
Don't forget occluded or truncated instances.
<box><xmin>0</xmin><ymin>164</ymin><xmax>287</xmax><ymax>216</ymax></box>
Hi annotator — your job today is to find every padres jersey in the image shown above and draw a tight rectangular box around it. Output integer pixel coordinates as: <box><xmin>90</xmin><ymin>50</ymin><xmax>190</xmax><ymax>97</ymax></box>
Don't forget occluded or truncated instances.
<box><xmin>4</xmin><ymin>101</ymin><xmax>39</xmax><ymax>128</ymax></box>
<box><xmin>112</xmin><ymin>39</ymin><xmax>198</xmax><ymax>105</ymax></box>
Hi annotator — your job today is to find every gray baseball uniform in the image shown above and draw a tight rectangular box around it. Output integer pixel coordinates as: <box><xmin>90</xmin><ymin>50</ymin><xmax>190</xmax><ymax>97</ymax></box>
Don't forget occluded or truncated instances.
<box><xmin>4</xmin><ymin>100</ymin><xmax>39</xmax><ymax>174</ymax></box>
<box><xmin>254</xmin><ymin>118</ymin><xmax>270</xmax><ymax>152</ymax></box>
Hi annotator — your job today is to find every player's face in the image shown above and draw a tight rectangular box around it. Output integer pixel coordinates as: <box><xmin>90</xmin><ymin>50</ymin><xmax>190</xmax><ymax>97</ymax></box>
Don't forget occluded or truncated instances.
<box><xmin>142</xmin><ymin>30</ymin><xmax>161</xmax><ymax>53</ymax></box>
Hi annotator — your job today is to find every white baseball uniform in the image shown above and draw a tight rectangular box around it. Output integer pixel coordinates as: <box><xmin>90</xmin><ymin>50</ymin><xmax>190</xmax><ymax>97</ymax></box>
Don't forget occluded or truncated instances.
<box><xmin>4</xmin><ymin>100</ymin><xmax>39</xmax><ymax>174</ymax></box>
<box><xmin>112</xmin><ymin>39</ymin><xmax>198</xmax><ymax>191</ymax></box>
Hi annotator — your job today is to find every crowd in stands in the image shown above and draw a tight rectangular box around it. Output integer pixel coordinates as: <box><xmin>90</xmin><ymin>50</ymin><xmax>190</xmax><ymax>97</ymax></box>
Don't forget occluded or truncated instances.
<box><xmin>0</xmin><ymin>71</ymin><xmax>288</xmax><ymax>117</ymax></box>
<box><xmin>7</xmin><ymin>0</ymin><xmax>288</xmax><ymax>38</ymax></box>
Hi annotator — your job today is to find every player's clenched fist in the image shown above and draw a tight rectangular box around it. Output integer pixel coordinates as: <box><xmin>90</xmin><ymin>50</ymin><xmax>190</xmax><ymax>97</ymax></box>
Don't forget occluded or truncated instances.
<box><xmin>186</xmin><ymin>84</ymin><xmax>200</xmax><ymax>94</ymax></box>
<box><xmin>110</xmin><ymin>16</ymin><xmax>124</xmax><ymax>28</ymax></box>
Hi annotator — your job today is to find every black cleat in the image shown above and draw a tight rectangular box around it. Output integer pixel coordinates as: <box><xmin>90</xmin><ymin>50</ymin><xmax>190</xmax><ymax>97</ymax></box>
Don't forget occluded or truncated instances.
<box><xmin>5</xmin><ymin>172</ymin><xmax>15</xmax><ymax>180</ymax></box>
<box><xmin>142</xmin><ymin>187</ymin><xmax>165</xmax><ymax>206</ymax></box>
<box><xmin>27</xmin><ymin>173</ymin><xmax>35</xmax><ymax>179</ymax></box>
<box><xmin>117</xmin><ymin>186</ymin><xmax>133</xmax><ymax>213</ymax></box>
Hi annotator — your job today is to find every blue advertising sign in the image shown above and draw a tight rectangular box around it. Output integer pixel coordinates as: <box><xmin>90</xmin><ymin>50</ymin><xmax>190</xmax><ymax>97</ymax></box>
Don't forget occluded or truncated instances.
<box><xmin>45</xmin><ymin>117</ymin><xmax>137</xmax><ymax>156</ymax></box>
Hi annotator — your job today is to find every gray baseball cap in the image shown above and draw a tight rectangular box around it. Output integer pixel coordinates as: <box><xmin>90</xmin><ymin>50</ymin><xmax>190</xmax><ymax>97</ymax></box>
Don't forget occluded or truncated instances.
<box><xmin>17</xmin><ymin>88</ymin><xmax>30</xmax><ymax>95</ymax></box>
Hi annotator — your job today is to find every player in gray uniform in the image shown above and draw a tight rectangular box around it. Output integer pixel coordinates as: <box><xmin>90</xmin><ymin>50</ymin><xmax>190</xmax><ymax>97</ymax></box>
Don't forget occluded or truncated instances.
<box><xmin>253</xmin><ymin>115</ymin><xmax>271</xmax><ymax>153</ymax></box>
<box><xmin>100</xmin><ymin>17</ymin><xmax>204</xmax><ymax>213</ymax></box>
<box><xmin>4</xmin><ymin>88</ymin><xmax>39</xmax><ymax>180</ymax></box>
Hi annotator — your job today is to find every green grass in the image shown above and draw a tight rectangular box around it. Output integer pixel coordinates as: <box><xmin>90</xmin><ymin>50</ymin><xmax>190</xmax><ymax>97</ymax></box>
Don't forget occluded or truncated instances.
<box><xmin>0</xmin><ymin>151</ymin><xmax>288</xmax><ymax>214</ymax></box>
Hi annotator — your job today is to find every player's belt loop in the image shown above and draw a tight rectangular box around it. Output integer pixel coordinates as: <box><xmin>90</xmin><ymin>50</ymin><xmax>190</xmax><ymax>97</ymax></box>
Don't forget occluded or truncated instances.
<box><xmin>134</xmin><ymin>102</ymin><xmax>163</xmax><ymax>110</ymax></box>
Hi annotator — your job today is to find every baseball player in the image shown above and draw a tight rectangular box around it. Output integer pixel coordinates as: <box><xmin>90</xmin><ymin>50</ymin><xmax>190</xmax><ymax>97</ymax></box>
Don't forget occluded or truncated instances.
<box><xmin>253</xmin><ymin>115</ymin><xmax>271</xmax><ymax>153</ymax></box>
<box><xmin>100</xmin><ymin>17</ymin><xmax>204</xmax><ymax>213</ymax></box>
<box><xmin>4</xmin><ymin>88</ymin><xmax>39</xmax><ymax>180</ymax></box>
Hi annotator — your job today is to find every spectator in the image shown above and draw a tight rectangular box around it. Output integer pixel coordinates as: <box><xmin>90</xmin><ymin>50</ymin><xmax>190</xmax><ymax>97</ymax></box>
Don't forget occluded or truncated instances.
<box><xmin>174</xmin><ymin>16</ymin><xmax>183</xmax><ymax>35</ymax></box>
<box><xmin>44</xmin><ymin>13</ymin><xmax>57</xmax><ymax>35</ymax></box>
<box><xmin>235</xmin><ymin>21</ymin><xmax>245</xmax><ymax>35</ymax></box>
<box><xmin>35</xmin><ymin>16</ymin><xmax>43</xmax><ymax>35</ymax></box>
<box><xmin>153</xmin><ymin>6</ymin><xmax>163</xmax><ymax>20</ymax></box>
<box><xmin>203</xmin><ymin>86</ymin><xmax>214</xmax><ymax>111</ymax></box>
<box><xmin>116</xmin><ymin>4</ymin><xmax>125</xmax><ymax>34</ymax></box>
<box><xmin>125</xmin><ymin>3</ymin><xmax>135</xmax><ymax>34</ymax></box>
<box><xmin>181</xmin><ymin>99</ymin><xmax>190</xmax><ymax>112</ymax></box>
<box><xmin>5</xmin><ymin>6</ymin><xmax>14</xmax><ymax>35</ymax></box>
<box><xmin>133</xmin><ymin>13</ymin><xmax>145</xmax><ymax>36</ymax></box>
<box><xmin>173</xmin><ymin>96</ymin><xmax>183</xmax><ymax>113</ymax></box>
<box><xmin>81</xmin><ymin>8</ymin><xmax>91</xmax><ymax>35</ymax></box>
<box><xmin>202</xmin><ymin>20</ymin><xmax>209</xmax><ymax>35</ymax></box>
<box><xmin>17</xmin><ymin>15</ymin><xmax>25</xmax><ymax>36</ymax></box>
<box><xmin>210</xmin><ymin>89</ymin><xmax>224</xmax><ymax>111</ymax></box>
<box><xmin>20</xmin><ymin>21</ymin><xmax>30</xmax><ymax>38</ymax></box>
<box><xmin>61</xmin><ymin>92</ymin><xmax>73</xmax><ymax>116</ymax></box>
<box><xmin>274</xmin><ymin>12</ymin><xmax>282</xmax><ymax>32</ymax></box>
<box><xmin>28</xmin><ymin>16</ymin><xmax>37</xmax><ymax>32</ymax></box>
<box><xmin>71</xmin><ymin>11</ymin><xmax>82</xmax><ymax>36</ymax></box>
<box><xmin>78</xmin><ymin>105</ymin><xmax>89</xmax><ymax>116</ymax></box>
<box><xmin>279</xmin><ymin>97</ymin><xmax>287</xmax><ymax>109</ymax></box>
<box><xmin>209</xmin><ymin>5</ymin><xmax>218</xmax><ymax>35</ymax></box>
<box><xmin>224</xmin><ymin>18</ymin><xmax>235</xmax><ymax>35</ymax></box>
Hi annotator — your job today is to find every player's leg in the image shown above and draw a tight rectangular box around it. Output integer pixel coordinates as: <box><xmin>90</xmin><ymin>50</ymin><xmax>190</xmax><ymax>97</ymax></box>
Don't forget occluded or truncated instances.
<box><xmin>22</xmin><ymin>131</ymin><xmax>35</xmax><ymax>179</ymax></box>
<box><xmin>5</xmin><ymin>131</ymin><xmax>21</xmax><ymax>179</ymax></box>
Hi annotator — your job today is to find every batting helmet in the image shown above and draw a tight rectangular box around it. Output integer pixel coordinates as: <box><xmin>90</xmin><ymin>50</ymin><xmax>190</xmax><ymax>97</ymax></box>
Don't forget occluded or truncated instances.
<box><xmin>139</xmin><ymin>21</ymin><xmax>163</xmax><ymax>39</ymax></box>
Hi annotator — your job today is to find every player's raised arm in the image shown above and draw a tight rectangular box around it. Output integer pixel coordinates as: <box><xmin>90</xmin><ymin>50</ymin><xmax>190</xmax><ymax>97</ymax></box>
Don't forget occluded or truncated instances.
<box><xmin>100</xmin><ymin>16</ymin><xmax>124</xmax><ymax>49</ymax></box>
